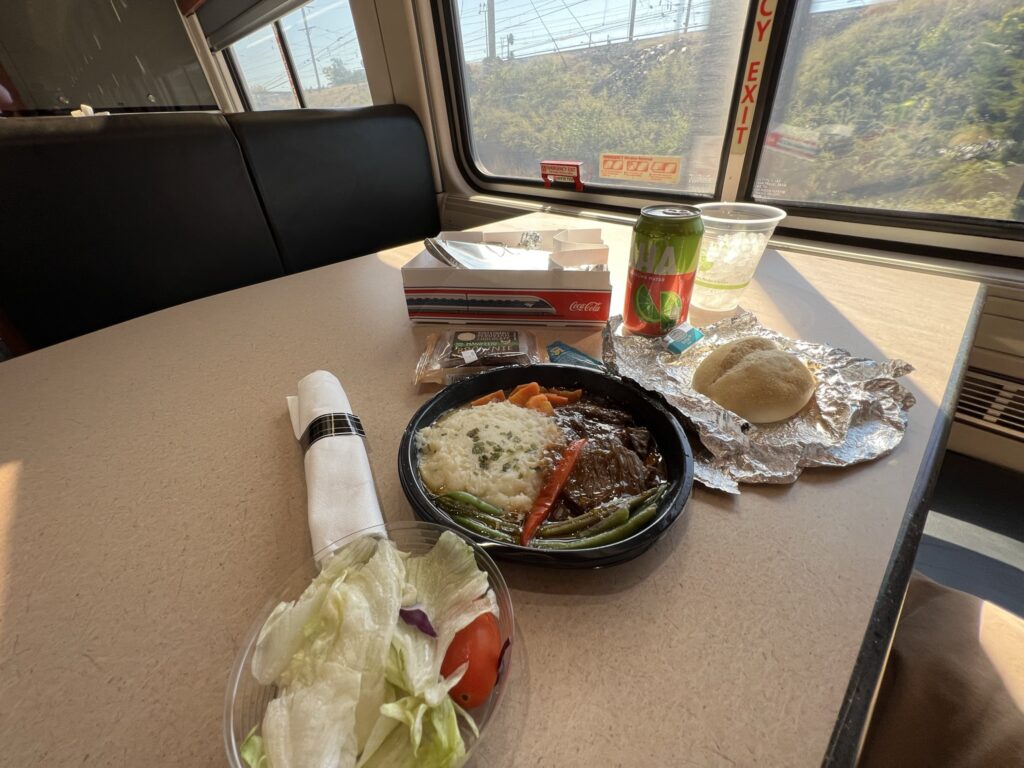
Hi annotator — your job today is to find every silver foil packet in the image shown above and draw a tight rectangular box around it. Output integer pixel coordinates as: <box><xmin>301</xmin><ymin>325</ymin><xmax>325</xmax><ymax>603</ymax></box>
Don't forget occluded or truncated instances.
<box><xmin>603</xmin><ymin>312</ymin><xmax>915</xmax><ymax>493</ymax></box>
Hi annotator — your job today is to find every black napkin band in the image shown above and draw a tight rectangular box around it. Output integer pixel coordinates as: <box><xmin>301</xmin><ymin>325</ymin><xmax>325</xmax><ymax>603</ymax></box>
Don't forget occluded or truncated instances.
<box><xmin>301</xmin><ymin>412</ymin><xmax>365</xmax><ymax>451</ymax></box>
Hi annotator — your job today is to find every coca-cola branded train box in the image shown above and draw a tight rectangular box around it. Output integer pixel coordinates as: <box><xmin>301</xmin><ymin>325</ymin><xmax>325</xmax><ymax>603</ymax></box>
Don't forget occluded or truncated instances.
<box><xmin>401</xmin><ymin>229</ymin><xmax>611</xmax><ymax>326</ymax></box>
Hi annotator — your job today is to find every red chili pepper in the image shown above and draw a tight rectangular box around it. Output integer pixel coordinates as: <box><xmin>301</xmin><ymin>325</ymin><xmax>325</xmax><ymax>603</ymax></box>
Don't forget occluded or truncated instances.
<box><xmin>520</xmin><ymin>438</ymin><xmax>588</xmax><ymax>546</ymax></box>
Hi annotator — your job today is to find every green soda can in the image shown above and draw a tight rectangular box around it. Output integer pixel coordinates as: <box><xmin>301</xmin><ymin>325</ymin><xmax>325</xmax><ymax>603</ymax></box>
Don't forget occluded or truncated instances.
<box><xmin>623</xmin><ymin>205</ymin><xmax>704</xmax><ymax>335</ymax></box>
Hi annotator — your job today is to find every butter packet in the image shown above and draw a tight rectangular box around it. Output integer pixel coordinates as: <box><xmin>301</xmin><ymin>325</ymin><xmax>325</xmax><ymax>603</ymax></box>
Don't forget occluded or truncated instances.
<box><xmin>665</xmin><ymin>322</ymin><xmax>704</xmax><ymax>354</ymax></box>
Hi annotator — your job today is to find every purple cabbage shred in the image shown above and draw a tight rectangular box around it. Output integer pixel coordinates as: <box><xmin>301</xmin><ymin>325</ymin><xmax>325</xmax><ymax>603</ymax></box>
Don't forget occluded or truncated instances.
<box><xmin>399</xmin><ymin>606</ymin><xmax>437</xmax><ymax>637</ymax></box>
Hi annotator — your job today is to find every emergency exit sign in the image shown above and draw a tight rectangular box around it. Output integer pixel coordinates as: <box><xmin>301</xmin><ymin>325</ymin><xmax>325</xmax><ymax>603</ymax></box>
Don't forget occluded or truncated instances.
<box><xmin>731</xmin><ymin>0</ymin><xmax>776</xmax><ymax>153</ymax></box>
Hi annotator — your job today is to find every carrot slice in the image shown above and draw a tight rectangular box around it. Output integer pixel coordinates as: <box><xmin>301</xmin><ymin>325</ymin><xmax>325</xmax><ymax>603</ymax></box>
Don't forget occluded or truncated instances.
<box><xmin>509</xmin><ymin>382</ymin><xmax>541</xmax><ymax>406</ymax></box>
<box><xmin>543</xmin><ymin>393</ymin><xmax>569</xmax><ymax>407</ymax></box>
<box><xmin>471</xmin><ymin>390</ymin><xmax>506</xmax><ymax>406</ymax></box>
<box><xmin>520</xmin><ymin>438</ymin><xmax>588</xmax><ymax>545</ymax></box>
<box><xmin>525</xmin><ymin>394</ymin><xmax>555</xmax><ymax>415</ymax></box>
<box><xmin>549</xmin><ymin>388</ymin><xmax>583</xmax><ymax>403</ymax></box>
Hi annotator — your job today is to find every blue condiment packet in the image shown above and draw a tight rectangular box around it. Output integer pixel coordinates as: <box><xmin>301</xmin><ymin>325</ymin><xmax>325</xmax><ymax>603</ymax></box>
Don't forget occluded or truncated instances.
<box><xmin>665</xmin><ymin>322</ymin><xmax>704</xmax><ymax>354</ymax></box>
<box><xmin>547</xmin><ymin>341</ymin><xmax>605</xmax><ymax>370</ymax></box>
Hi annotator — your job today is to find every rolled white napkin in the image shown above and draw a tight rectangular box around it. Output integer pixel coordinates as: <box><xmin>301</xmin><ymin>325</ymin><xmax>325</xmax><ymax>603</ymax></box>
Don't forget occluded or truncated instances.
<box><xmin>287</xmin><ymin>370</ymin><xmax>384</xmax><ymax>561</ymax></box>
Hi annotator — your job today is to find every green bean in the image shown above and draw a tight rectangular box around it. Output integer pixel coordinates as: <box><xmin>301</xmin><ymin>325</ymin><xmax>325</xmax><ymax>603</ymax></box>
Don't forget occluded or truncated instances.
<box><xmin>578</xmin><ymin>505</ymin><xmax>629</xmax><ymax>536</ymax></box>
<box><xmin>536</xmin><ymin>485</ymin><xmax>664</xmax><ymax>539</ymax></box>
<box><xmin>532</xmin><ymin>499</ymin><xmax>662</xmax><ymax>550</ymax></box>
<box><xmin>460</xmin><ymin>509</ymin><xmax>520</xmax><ymax>535</ymax></box>
<box><xmin>433</xmin><ymin>494</ymin><xmax>474</xmax><ymax>517</ymax></box>
<box><xmin>471</xmin><ymin>512</ymin><xmax>520</xmax><ymax>535</ymax></box>
<box><xmin>535</xmin><ymin>507</ymin><xmax>611</xmax><ymax>538</ymax></box>
<box><xmin>434</xmin><ymin>496</ymin><xmax>519</xmax><ymax>534</ymax></box>
<box><xmin>623</xmin><ymin>484</ymin><xmax>666</xmax><ymax>511</ymax></box>
<box><xmin>441</xmin><ymin>491</ymin><xmax>506</xmax><ymax>518</ymax></box>
<box><xmin>450</xmin><ymin>515</ymin><xmax>515</xmax><ymax>544</ymax></box>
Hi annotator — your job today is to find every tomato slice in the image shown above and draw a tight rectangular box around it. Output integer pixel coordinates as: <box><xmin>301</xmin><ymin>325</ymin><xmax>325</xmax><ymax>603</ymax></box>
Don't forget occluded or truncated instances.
<box><xmin>441</xmin><ymin>612</ymin><xmax>502</xmax><ymax>708</ymax></box>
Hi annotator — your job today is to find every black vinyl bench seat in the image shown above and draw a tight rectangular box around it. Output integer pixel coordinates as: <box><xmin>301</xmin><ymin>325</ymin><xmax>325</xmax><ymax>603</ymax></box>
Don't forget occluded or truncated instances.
<box><xmin>0</xmin><ymin>105</ymin><xmax>439</xmax><ymax>351</ymax></box>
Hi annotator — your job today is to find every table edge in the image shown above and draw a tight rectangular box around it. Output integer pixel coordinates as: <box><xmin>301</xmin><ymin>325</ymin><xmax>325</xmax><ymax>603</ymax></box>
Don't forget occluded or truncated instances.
<box><xmin>821</xmin><ymin>282</ymin><xmax>988</xmax><ymax>767</ymax></box>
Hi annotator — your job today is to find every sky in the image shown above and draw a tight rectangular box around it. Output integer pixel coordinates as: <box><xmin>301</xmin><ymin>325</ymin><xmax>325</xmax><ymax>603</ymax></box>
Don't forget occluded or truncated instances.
<box><xmin>232</xmin><ymin>0</ymin><xmax>362</xmax><ymax>93</ymax></box>
<box><xmin>231</xmin><ymin>0</ymin><xmax>893</xmax><ymax>93</ymax></box>
<box><xmin>455</xmin><ymin>0</ymin><xmax>892</xmax><ymax>61</ymax></box>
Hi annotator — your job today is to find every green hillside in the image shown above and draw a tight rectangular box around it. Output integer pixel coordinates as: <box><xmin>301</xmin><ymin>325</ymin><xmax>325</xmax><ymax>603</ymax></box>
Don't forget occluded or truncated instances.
<box><xmin>463</xmin><ymin>0</ymin><xmax>1024</xmax><ymax>222</ymax></box>
<box><xmin>764</xmin><ymin>0</ymin><xmax>1024</xmax><ymax>220</ymax></box>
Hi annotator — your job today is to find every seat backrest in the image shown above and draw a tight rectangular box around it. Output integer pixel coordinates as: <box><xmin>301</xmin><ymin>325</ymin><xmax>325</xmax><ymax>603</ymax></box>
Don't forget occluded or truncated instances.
<box><xmin>0</xmin><ymin>112</ymin><xmax>284</xmax><ymax>349</ymax></box>
<box><xmin>227</xmin><ymin>106</ymin><xmax>440</xmax><ymax>274</ymax></box>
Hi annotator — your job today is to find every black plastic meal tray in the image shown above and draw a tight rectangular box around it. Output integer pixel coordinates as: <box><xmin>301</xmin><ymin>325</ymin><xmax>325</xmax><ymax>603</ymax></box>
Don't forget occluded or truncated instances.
<box><xmin>397</xmin><ymin>364</ymin><xmax>695</xmax><ymax>568</ymax></box>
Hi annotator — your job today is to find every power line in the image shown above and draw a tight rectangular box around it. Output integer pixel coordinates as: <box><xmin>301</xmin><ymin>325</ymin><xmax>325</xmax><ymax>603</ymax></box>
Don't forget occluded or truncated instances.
<box><xmin>526</xmin><ymin>0</ymin><xmax>566</xmax><ymax>64</ymax></box>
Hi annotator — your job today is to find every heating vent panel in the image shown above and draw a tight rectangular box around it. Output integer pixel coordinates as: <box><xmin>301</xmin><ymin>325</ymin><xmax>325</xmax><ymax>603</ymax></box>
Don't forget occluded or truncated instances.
<box><xmin>955</xmin><ymin>369</ymin><xmax>1024</xmax><ymax>444</ymax></box>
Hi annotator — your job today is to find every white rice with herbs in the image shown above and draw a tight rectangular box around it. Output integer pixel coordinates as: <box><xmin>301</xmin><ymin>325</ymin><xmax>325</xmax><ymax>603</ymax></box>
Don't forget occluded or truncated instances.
<box><xmin>416</xmin><ymin>400</ymin><xmax>563</xmax><ymax>515</ymax></box>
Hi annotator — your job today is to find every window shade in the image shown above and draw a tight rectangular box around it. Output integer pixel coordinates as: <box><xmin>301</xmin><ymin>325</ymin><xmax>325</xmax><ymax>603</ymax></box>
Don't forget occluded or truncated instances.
<box><xmin>198</xmin><ymin>0</ymin><xmax>308</xmax><ymax>51</ymax></box>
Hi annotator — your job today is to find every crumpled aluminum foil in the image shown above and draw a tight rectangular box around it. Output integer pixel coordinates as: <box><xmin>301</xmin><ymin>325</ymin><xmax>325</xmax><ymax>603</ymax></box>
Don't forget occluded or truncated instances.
<box><xmin>602</xmin><ymin>311</ymin><xmax>915</xmax><ymax>493</ymax></box>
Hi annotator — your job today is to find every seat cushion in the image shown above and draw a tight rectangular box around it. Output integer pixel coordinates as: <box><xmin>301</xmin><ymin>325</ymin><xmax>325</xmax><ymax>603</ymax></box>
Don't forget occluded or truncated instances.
<box><xmin>227</xmin><ymin>106</ymin><xmax>440</xmax><ymax>274</ymax></box>
<box><xmin>0</xmin><ymin>112</ymin><xmax>284</xmax><ymax>349</ymax></box>
<box><xmin>859</xmin><ymin>574</ymin><xmax>1024</xmax><ymax>767</ymax></box>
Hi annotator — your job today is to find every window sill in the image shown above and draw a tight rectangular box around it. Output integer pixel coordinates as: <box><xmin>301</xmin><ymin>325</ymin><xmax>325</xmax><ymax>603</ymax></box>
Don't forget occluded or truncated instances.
<box><xmin>443</xmin><ymin>193</ymin><xmax>1024</xmax><ymax>289</ymax></box>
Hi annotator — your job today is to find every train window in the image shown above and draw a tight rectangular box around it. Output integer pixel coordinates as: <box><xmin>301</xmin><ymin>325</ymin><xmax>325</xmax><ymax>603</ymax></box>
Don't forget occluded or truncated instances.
<box><xmin>751</xmin><ymin>0</ymin><xmax>1024</xmax><ymax>224</ymax></box>
<box><xmin>228</xmin><ymin>0</ymin><xmax>370</xmax><ymax>111</ymax></box>
<box><xmin>0</xmin><ymin>1</ymin><xmax>215</xmax><ymax>115</ymax></box>
<box><xmin>447</xmin><ymin>0</ymin><xmax>750</xmax><ymax>197</ymax></box>
<box><xmin>231</xmin><ymin>25</ymin><xmax>302</xmax><ymax>111</ymax></box>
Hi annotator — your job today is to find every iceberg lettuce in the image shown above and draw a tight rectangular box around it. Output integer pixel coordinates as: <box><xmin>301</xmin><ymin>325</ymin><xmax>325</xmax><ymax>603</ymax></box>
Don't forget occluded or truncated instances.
<box><xmin>252</xmin><ymin>536</ymin><xmax>379</xmax><ymax>686</ymax></box>
<box><xmin>241</xmin><ymin>531</ymin><xmax>495</xmax><ymax>768</ymax></box>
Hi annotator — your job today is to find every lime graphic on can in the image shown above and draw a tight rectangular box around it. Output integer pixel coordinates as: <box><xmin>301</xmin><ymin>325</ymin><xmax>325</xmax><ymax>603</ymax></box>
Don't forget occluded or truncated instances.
<box><xmin>660</xmin><ymin>290</ymin><xmax>682</xmax><ymax>331</ymax></box>
<box><xmin>634</xmin><ymin>284</ymin><xmax>662</xmax><ymax>325</ymax></box>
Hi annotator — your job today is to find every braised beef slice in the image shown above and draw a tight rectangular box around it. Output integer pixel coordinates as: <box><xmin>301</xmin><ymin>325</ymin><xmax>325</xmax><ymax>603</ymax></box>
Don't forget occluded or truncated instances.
<box><xmin>553</xmin><ymin>401</ymin><xmax>665</xmax><ymax>515</ymax></box>
<box><xmin>563</xmin><ymin>437</ymin><xmax>650</xmax><ymax>509</ymax></box>
<box><xmin>560</xmin><ymin>403</ymin><xmax>633</xmax><ymax>426</ymax></box>
<box><xmin>626</xmin><ymin>427</ymin><xmax>652</xmax><ymax>457</ymax></box>
<box><xmin>556</xmin><ymin>405</ymin><xmax>631</xmax><ymax>444</ymax></box>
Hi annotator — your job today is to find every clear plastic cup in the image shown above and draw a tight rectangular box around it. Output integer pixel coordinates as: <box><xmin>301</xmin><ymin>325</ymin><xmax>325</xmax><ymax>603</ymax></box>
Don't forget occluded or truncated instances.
<box><xmin>691</xmin><ymin>203</ymin><xmax>786</xmax><ymax>312</ymax></box>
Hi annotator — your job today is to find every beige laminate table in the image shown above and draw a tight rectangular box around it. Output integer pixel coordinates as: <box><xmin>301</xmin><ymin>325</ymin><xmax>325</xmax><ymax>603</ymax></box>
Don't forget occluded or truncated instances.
<box><xmin>0</xmin><ymin>212</ymin><xmax>982</xmax><ymax>767</ymax></box>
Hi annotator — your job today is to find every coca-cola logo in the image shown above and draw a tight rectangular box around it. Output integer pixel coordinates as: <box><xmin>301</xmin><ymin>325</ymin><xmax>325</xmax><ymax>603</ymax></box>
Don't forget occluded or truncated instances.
<box><xmin>570</xmin><ymin>301</ymin><xmax>603</xmax><ymax>313</ymax></box>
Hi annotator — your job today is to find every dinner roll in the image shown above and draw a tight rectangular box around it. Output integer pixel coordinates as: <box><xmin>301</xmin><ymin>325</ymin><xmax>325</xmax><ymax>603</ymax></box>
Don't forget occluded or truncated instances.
<box><xmin>692</xmin><ymin>337</ymin><xmax>817</xmax><ymax>423</ymax></box>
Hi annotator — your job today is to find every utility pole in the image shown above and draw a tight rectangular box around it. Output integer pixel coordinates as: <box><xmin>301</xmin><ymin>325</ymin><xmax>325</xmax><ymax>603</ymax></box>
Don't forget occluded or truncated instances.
<box><xmin>486</xmin><ymin>0</ymin><xmax>496</xmax><ymax>59</ymax></box>
<box><xmin>301</xmin><ymin>6</ymin><xmax>321</xmax><ymax>90</ymax></box>
<box><xmin>627</xmin><ymin>0</ymin><xmax>637</xmax><ymax>42</ymax></box>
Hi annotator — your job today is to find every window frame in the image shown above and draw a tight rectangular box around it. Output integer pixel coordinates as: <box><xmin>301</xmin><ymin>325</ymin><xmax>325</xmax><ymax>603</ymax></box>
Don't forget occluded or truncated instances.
<box><xmin>222</xmin><ymin>0</ymin><xmax>379</xmax><ymax>113</ymax></box>
<box><xmin>735</xmin><ymin>0</ymin><xmax>1024</xmax><ymax>246</ymax></box>
<box><xmin>431</xmin><ymin>0</ymin><xmax>1024</xmax><ymax>256</ymax></box>
<box><xmin>428</xmin><ymin>0</ymin><xmax>761</xmax><ymax>213</ymax></box>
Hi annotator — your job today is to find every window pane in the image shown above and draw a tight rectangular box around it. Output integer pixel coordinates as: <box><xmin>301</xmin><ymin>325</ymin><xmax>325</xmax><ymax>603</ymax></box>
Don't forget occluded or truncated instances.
<box><xmin>232</xmin><ymin>26</ymin><xmax>301</xmax><ymax>111</ymax></box>
<box><xmin>754</xmin><ymin>0</ymin><xmax>1024</xmax><ymax>224</ymax></box>
<box><xmin>280</xmin><ymin>0</ymin><xmax>371</xmax><ymax>108</ymax></box>
<box><xmin>452</xmin><ymin>0</ymin><xmax>749</xmax><ymax>196</ymax></box>
<box><xmin>0</xmin><ymin>1</ymin><xmax>214</xmax><ymax>115</ymax></box>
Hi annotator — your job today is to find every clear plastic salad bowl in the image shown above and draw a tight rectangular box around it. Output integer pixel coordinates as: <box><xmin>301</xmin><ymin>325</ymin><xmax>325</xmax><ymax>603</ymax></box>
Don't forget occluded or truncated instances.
<box><xmin>224</xmin><ymin>520</ymin><xmax>514</xmax><ymax>768</ymax></box>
